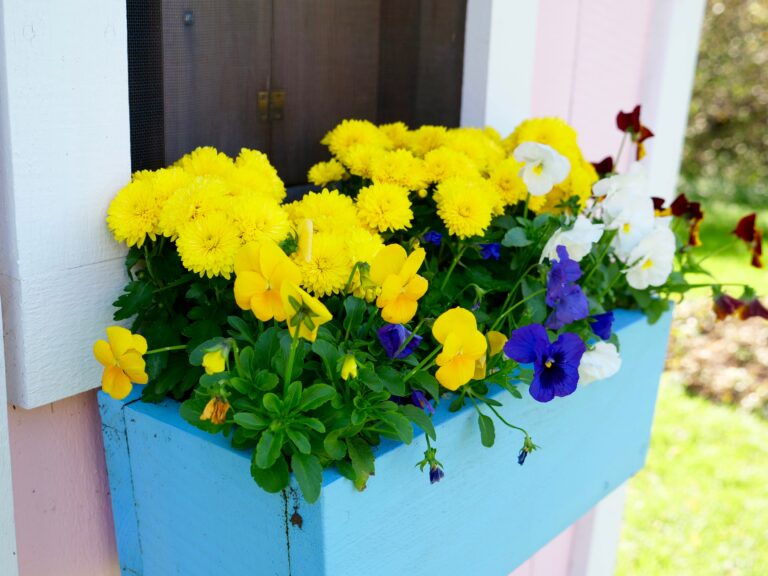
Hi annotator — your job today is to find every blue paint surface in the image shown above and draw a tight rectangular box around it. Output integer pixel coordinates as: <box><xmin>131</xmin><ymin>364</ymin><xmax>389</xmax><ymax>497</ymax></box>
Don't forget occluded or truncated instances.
<box><xmin>100</xmin><ymin>309</ymin><xmax>672</xmax><ymax>575</ymax></box>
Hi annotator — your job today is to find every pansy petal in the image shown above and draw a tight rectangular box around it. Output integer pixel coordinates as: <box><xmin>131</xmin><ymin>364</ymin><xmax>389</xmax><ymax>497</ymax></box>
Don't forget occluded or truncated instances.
<box><xmin>403</xmin><ymin>275</ymin><xmax>428</xmax><ymax>299</ymax></box>
<box><xmin>234</xmin><ymin>271</ymin><xmax>269</xmax><ymax>310</ymax></box>
<box><xmin>234</xmin><ymin>243</ymin><xmax>262</xmax><ymax>275</ymax></box>
<box><xmin>382</xmin><ymin>297</ymin><xmax>418</xmax><ymax>324</ymax></box>
<box><xmin>106</xmin><ymin>326</ymin><xmax>135</xmax><ymax>358</ymax></box>
<box><xmin>93</xmin><ymin>339</ymin><xmax>115</xmax><ymax>367</ymax></box>
<box><xmin>528</xmin><ymin>369</ymin><xmax>555</xmax><ymax>402</ymax></box>
<box><xmin>552</xmin><ymin>332</ymin><xmax>587</xmax><ymax>367</ymax></box>
<box><xmin>102</xmin><ymin>366</ymin><xmax>133</xmax><ymax>400</ymax></box>
<box><xmin>432</xmin><ymin>308</ymin><xmax>477</xmax><ymax>344</ymax></box>
<box><xmin>462</xmin><ymin>330</ymin><xmax>488</xmax><ymax>358</ymax></box>
<box><xmin>258</xmin><ymin>240</ymin><xmax>287</xmax><ymax>278</ymax></box>
<box><xmin>131</xmin><ymin>334</ymin><xmax>148</xmax><ymax>355</ymax></box>
<box><xmin>369</xmin><ymin>245</ymin><xmax>407</xmax><ymax>286</ymax></box>
<box><xmin>399</xmin><ymin>247</ymin><xmax>426</xmax><ymax>281</ymax></box>
<box><xmin>487</xmin><ymin>331</ymin><xmax>508</xmax><ymax>356</ymax></box>
<box><xmin>552</xmin><ymin>364</ymin><xmax>579</xmax><ymax>398</ymax></box>
<box><xmin>249</xmin><ymin>290</ymin><xmax>277</xmax><ymax>322</ymax></box>
<box><xmin>503</xmin><ymin>324</ymin><xmax>548</xmax><ymax>364</ymax></box>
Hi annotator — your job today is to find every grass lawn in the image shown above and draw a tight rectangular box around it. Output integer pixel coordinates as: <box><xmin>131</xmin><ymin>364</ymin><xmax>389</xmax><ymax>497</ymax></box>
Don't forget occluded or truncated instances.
<box><xmin>616</xmin><ymin>382</ymin><xmax>768</xmax><ymax>575</ymax></box>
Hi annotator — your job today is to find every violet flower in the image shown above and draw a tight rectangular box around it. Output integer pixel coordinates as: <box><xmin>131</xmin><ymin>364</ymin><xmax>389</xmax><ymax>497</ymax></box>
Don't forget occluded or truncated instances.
<box><xmin>517</xmin><ymin>448</ymin><xmax>528</xmax><ymax>466</ymax></box>
<box><xmin>377</xmin><ymin>324</ymin><xmax>423</xmax><ymax>359</ymax></box>
<box><xmin>429</xmin><ymin>464</ymin><xmax>445</xmax><ymax>484</ymax></box>
<box><xmin>589</xmin><ymin>311</ymin><xmax>614</xmax><ymax>340</ymax></box>
<box><xmin>423</xmin><ymin>231</ymin><xmax>443</xmax><ymax>247</ymax></box>
<box><xmin>479</xmin><ymin>243</ymin><xmax>501</xmax><ymax>260</ymax></box>
<box><xmin>503</xmin><ymin>323</ymin><xmax>586</xmax><ymax>403</ymax></box>
<box><xmin>411</xmin><ymin>390</ymin><xmax>435</xmax><ymax>415</ymax></box>
<box><xmin>545</xmin><ymin>245</ymin><xmax>589</xmax><ymax>330</ymax></box>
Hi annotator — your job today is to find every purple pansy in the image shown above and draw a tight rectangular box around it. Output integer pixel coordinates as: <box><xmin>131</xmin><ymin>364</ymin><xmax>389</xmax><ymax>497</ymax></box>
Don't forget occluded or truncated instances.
<box><xmin>429</xmin><ymin>464</ymin><xmax>445</xmax><ymax>484</ymax></box>
<box><xmin>545</xmin><ymin>245</ymin><xmax>589</xmax><ymax>330</ymax></box>
<box><xmin>479</xmin><ymin>243</ymin><xmax>501</xmax><ymax>260</ymax></box>
<box><xmin>517</xmin><ymin>448</ymin><xmax>529</xmax><ymax>466</ymax></box>
<box><xmin>503</xmin><ymin>323</ymin><xmax>586</xmax><ymax>403</ymax></box>
<box><xmin>377</xmin><ymin>324</ymin><xmax>423</xmax><ymax>359</ymax></box>
<box><xmin>589</xmin><ymin>311</ymin><xmax>614</xmax><ymax>340</ymax></box>
<box><xmin>411</xmin><ymin>390</ymin><xmax>435</xmax><ymax>415</ymax></box>
<box><xmin>423</xmin><ymin>230</ymin><xmax>443</xmax><ymax>247</ymax></box>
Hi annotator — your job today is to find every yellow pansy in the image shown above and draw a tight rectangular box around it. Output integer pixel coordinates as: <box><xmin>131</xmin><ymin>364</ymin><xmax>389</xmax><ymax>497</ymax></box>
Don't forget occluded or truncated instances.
<box><xmin>93</xmin><ymin>327</ymin><xmax>149</xmax><ymax>400</ymax></box>
<box><xmin>487</xmin><ymin>331</ymin><xmax>508</xmax><ymax>356</ymax></box>
<box><xmin>432</xmin><ymin>308</ymin><xmax>487</xmax><ymax>391</ymax></box>
<box><xmin>202</xmin><ymin>350</ymin><xmax>227</xmax><ymax>375</ymax></box>
<box><xmin>369</xmin><ymin>245</ymin><xmax>428</xmax><ymax>324</ymax></box>
<box><xmin>341</xmin><ymin>354</ymin><xmax>358</xmax><ymax>381</ymax></box>
<box><xmin>234</xmin><ymin>241</ymin><xmax>301</xmax><ymax>322</ymax></box>
<box><xmin>280</xmin><ymin>282</ymin><xmax>333</xmax><ymax>342</ymax></box>
<box><xmin>200</xmin><ymin>397</ymin><xmax>230</xmax><ymax>425</ymax></box>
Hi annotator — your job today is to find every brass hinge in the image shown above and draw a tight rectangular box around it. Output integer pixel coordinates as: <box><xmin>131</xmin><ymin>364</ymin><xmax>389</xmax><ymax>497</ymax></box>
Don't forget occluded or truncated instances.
<box><xmin>258</xmin><ymin>90</ymin><xmax>285</xmax><ymax>122</ymax></box>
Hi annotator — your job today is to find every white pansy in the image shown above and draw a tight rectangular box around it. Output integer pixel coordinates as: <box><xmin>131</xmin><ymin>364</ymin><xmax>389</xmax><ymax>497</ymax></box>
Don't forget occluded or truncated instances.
<box><xmin>578</xmin><ymin>342</ymin><xmax>622</xmax><ymax>385</ymax></box>
<box><xmin>541</xmin><ymin>215</ymin><xmax>605</xmax><ymax>262</ymax></box>
<box><xmin>592</xmin><ymin>161</ymin><xmax>648</xmax><ymax>198</ymax></box>
<box><xmin>624</xmin><ymin>225</ymin><xmax>676</xmax><ymax>290</ymax></box>
<box><xmin>513</xmin><ymin>142</ymin><xmax>571</xmax><ymax>196</ymax></box>
<box><xmin>605</xmin><ymin>194</ymin><xmax>656</xmax><ymax>260</ymax></box>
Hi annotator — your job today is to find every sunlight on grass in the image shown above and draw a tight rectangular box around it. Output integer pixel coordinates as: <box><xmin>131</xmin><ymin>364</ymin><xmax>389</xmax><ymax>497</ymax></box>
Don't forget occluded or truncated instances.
<box><xmin>617</xmin><ymin>381</ymin><xmax>768</xmax><ymax>575</ymax></box>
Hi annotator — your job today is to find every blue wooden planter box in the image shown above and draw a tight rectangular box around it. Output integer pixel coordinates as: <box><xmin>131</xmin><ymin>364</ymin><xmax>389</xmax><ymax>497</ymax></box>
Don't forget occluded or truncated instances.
<box><xmin>99</xmin><ymin>309</ymin><xmax>671</xmax><ymax>576</ymax></box>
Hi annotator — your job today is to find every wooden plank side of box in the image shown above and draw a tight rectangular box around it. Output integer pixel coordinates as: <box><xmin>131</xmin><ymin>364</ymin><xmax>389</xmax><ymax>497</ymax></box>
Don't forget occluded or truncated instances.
<box><xmin>103</xmin><ymin>308</ymin><xmax>671</xmax><ymax>575</ymax></box>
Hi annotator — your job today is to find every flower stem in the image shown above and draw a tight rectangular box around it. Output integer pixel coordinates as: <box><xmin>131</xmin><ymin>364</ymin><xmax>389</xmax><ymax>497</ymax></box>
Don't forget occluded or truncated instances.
<box><xmin>614</xmin><ymin>131</ymin><xmax>629</xmax><ymax>168</ymax></box>
<box><xmin>583</xmin><ymin>229</ymin><xmax>617</xmax><ymax>285</ymax></box>
<box><xmin>523</xmin><ymin>193</ymin><xmax>531</xmax><ymax>220</ymax></box>
<box><xmin>489</xmin><ymin>288</ymin><xmax>547</xmax><ymax>332</ymax></box>
<box><xmin>146</xmin><ymin>344</ymin><xmax>186</xmax><ymax>355</ymax></box>
<box><xmin>402</xmin><ymin>345</ymin><xmax>442</xmax><ymax>384</ymax></box>
<box><xmin>343</xmin><ymin>261</ymin><xmax>362</xmax><ymax>294</ymax></box>
<box><xmin>284</xmin><ymin>332</ymin><xmax>301</xmax><ymax>389</ymax></box>
<box><xmin>394</xmin><ymin>318</ymin><xmax>425</xmax><ymax>358</ymax></box>
<box><xmin>440</xmin><ymin>244</ymin><xmax>468</xmax><ymax>291</ymax></box>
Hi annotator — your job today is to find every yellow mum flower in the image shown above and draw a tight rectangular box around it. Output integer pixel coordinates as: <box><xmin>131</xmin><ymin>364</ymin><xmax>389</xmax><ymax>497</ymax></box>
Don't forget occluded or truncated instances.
<box><xmin>297</xmin><ymin>232</ymin><xmax>353</xmax><ymax>297</ymax></box>
<box><xmin>489</xmin><ymin>157</ymin><xmax>526</xmax><ymax>206</ymax></box>
<box><xmin>338</xmin><ymin>144</ymin><xmax>384</xmax><ymax>179</ymax></box>
<box><xmin>288</xmin><ymin>188</ymin><xmax>359</xmax><ymax>233</ymax></box>
<box><xmin>369</xmin><ymin>245</ymin><xmax>428</xmax><ymax>324</ymax></box>
<box><xmin>322</xmin><ymin>119</ymin><xmax>390</xmax><ymax>157</ymax></box>
<box><xmin>281</xmin><ymin>282</ymin><xmax>333</xmax><ymax>342</ymax></box>
<box><xmin>344</xmin><ymin>227</ymin><xmax>385</xmax><ymax>265</ymax></box>
<box><xmin>93</xmin><ymin>326</ymin><xmax>148</xmax><ymax>400</ymax></box>
<box><xmin>406</xmin><ymin>125</ymin><xmax>448</xmax><ymax>157</ymax></box>
<box><xmin>176</xmin><ymin>212</ymin><xmax>241</xmax><ymax>279</ymax></box>
<box><xmin>503</xmin><ymin>117</ymin><xmax>579</xmax><ymax>155</ymax></box>
<box><xmin>107</xmin><ymin>179</ymin><xmax>161</xmax><ymax>248</ymax></box>
<box><xmin>370</xmin><ymin>149</ymin><xmax>428</xmax><ymax>190</ymax></box>
<box><xmin>233</xmin><ymin>148</ymin><xmax>286</xmax><ymax>202</ymax></box>
<box><xmin>177</xmin><ymin>146</ymin><xmax>235</xmax><ymax>178</ymax></box>
<box><xmin>432</xmin><ymin>308</ymin><xmax>487</xmax><ymax>391</ymax></box>
<box><xmin>356</xmin><ymin>183</ymin><xmax>413</xmax><ymax>232</ymax></box>
<box><xmin>379</xmin><ymin>121</ymin><xmax>411</xmax><ymax>149</ymax></box>
<box><xmin>230</xmin><ymin>196</ymin><xmax>292</xmax><ymax>245</ymax></box>
<box><xmin>149</xmin><ymin>167</ymin><xmax>193</xmax><ymax>206</ymax></box>
<box><xmin>158</xmin><ymin>176</ymin><xmax>229</xmax><ymax>238</ymax></box>
<box><xmin>444</xmin><ymin>128</ymin><xmax>505</xmax><ymax>173</ymax></box>
<box><xmin>234</xmin><ymin>241</ymin><xmax>301</xmax><ymax>322</ymax></box>
<box><xmin>423</xmin><ymin>147</ymin><xmax>480</xmax><ymax>184</ymax></box>
<box><xmin>434</xmin><ymin>178</ymin><xmax>495</xmax><ymax>238</ymax></box>
<box><xmin>307</xmin><ymin>159</ymin><xmax>348</xmax><ymax>186</ymax></box>
<box><xmin>200</xmin><ymin>396</ymin><xmax>230</xmax><ymax>424</ymax></box>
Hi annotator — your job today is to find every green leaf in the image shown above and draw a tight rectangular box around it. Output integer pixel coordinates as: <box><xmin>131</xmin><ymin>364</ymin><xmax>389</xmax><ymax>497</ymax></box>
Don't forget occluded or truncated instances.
<box><xmin>286</xmin><ymin>428</ymin><xmax>311</xmax><ymax>454</ymax></box>
<box><xmin>323</xmin><ymin>429</ymin><xmax>347</xmax><ymax>459</ymax></box>
<box><xmin>346</xmin><ymin>437</ymin><xmax>375</xmax><ymax>480</ymax></box>
<box><xmin>343</xmin><ymin>296</ymin><xmax>367</xmax><ymax>337</ymax></box>
<box><xmin>410</xmin><ymin>371</ymin><xmax>440</xmax><ymax>400</ymax></box>
<box><xmin>501</xmin><ymin>227</ymin><xmax>532</xmax><ymax>247</ymax></box>
<box><xmin>284</xmin><ymin>381</ymin><xmax>303</xmax><ymax>411</ymax></box>
<box><xmin>291</xmin><ymin>453</ymin><xmax>323</xmax><ymax>503</ymax></box>
<box><xmin>233</xmin><ymin>412</ymin><xmax>269</xmax><ymax>430</ymax></box>
<box><xmin>250</xmin><ymin>453</ymin><xmax>290</xmax><ymax>493</ymax></box>
<box><xmin>401</xmin><ymin>405</ymin><xmax>436</xmax><ymax>440</ymax></box>
<box><xmin>358</xmin><ymin>366</ymin><xmax>383</xmax><ymax>392</ymax></box>
<box><xmin>255</xmin><ymin>430</ymin><xmax>284</xmax><ymax>469</ymax></box>
<box><xmin>299</xmin><ymin>384</ymin><xmax>336</xmax><ymax>411</ymax></box>
<box><xmin>380</xmin><ymin>411</ymin><xmax>413</xmax><ymax>444</ymax></box>
<box><xmin>263</xmin><ymin>393</ymin><xmax>283</xmax><ymax>415</ymax></box>
<box><xmin>297</xmin><ymin>417</ymin><xmax>326</xmax><ymax>433</ymax></box>
<box><xmin>312</xmin><ymin>340</ymin><xmax>340</xmax><ymax>381</ymax></box>
<box><xmin>478</xmin><ymin>413</ymin><xmax>496</xmax><ymax>447</ymax></box>
<box><xmin>252</xmin><ymin>370</ymin><xmax>279</xmax><ymax>392</ymax></box>
<box><xmin>377</xmin><ymin>366</ymin><xmax>406</xmax><ymax>396</ymax></box>
<box><xmin>112</xmin><ymin>280</ymin><xmax>154</xmax><ymax>321</ymax></box>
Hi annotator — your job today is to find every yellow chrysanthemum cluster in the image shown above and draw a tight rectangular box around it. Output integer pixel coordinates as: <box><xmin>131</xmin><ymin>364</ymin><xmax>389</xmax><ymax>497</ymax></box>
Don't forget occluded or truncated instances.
<box><xmin>309</xmin><ymin>117</ymin><xmax>593</xmax><ymax>239</ymax></box>
<box><xmin>107</xmin><ymin>147</ymin><xmax>288</xmax><ymax>278</ymax></box>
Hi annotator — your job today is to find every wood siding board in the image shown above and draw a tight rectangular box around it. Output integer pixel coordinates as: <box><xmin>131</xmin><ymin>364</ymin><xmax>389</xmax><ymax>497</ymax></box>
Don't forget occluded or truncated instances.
<box><xmin>0</xmin><ymin>301</ymin><xmax>19</xmax><ymax>576</ymax></box>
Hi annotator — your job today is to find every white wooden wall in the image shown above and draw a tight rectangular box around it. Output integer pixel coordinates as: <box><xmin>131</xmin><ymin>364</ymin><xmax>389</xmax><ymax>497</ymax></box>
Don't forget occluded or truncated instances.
<box><xmin>0</xmin><ymin>300</ymin><xmax>19</xmax><ymax>576</ymax></box>
<box><xmin>0</xmin><ymin>0</ymin><xmax>131</xmax><ymax>408</ymax></box>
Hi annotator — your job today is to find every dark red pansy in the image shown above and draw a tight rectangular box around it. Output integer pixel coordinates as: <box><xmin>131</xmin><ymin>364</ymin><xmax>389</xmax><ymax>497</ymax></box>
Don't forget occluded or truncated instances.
<box><xmin>617</xmin><ymin>105</ymin><xmax>642</xmax><ymax>133</ymax></box>
<box><xmin>652</xmin><ymin>197</ymin><xmax>667</xmax><ymax>211</ymax></box>
<box><xmin>592</xmin><ymin>156</ymin><xmax>614</xmax><ymax>177</ymax></box>
<box><xmin>733</xmin><ymin>213</ymin><xmax>757</xmax><ymax>243</ymax></box>
<box><xmin>752</xmin><ymin>229</ymin><xmax>763</xmax><ymax>268</ymax></box>
<box><xmin>739</xmin><ymin>298</ymin><xmax>768</xmax><ymax>321</ymax></box>
<box><xmin>713</xmin><ymin>293</ymin><xmax>745</xmax><ymax>321</ymax></box>
<box><xmin>666</xmin><ymin>194</ymin><xmax>704</xmax><ymax>246</ymax></box>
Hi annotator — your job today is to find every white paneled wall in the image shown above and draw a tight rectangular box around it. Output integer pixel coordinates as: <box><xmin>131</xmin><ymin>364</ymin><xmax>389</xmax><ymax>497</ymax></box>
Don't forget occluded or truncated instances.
<box><xmin>0</xmin><ymin>0</ymin><xmax>131</xmax><ymax>407</ymax></box>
